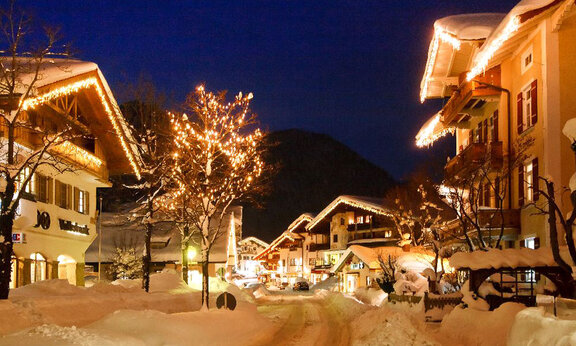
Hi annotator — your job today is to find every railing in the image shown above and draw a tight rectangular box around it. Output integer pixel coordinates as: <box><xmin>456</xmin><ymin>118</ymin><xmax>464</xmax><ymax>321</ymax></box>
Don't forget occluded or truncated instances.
<box><xmin>478</xmin><ymin>208</ymin><xmax>520</xmax><ymax>229</ymax></box>
<box><xmin>309</xmin><ymin>243</ymin><xmax>330</xmax><ymax>252</ymax></box>
<box><xmin>445</xmin><ymin>141</ymin><xmax>503</xmax><ymax>178</ymax></box>
<box><xmin>388</xmin><ymin>293</ymin><xmax>422</xmax><ymax>305</ymax></box>
<box><xmin>423</xmin><ymin>292</ymin><xmax>463</xmax><ymax>322</ymax></box>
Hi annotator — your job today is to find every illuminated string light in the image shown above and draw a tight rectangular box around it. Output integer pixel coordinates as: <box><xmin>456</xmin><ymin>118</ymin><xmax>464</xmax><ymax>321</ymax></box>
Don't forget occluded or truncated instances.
<box><xmin>52</xmin><ymin>140</ymin><xmax>103</xmax><ymax>168</ymax></box>
<box><xmin>420</xmin><ymin>26</ymin><xmax>462</xmax><ymax>103</ymax></box>
<box><xmin>466</xmin><ymin>16</ymin><xmax>520</xmax><ymax>81</ymax></box>
<box><xmin>21</xmin><ymin>77</ymin><xmax>141</xmax><ymax>179</ymax></box>
<box><xmin>307</xmin><ymin>196</ymin><xmax>393</xmax><ymax>231</ymax></box>
<box><xmin>415</xmin><ymin>113</ymin><xmax>455</xmax><ymax>148</ymax></box>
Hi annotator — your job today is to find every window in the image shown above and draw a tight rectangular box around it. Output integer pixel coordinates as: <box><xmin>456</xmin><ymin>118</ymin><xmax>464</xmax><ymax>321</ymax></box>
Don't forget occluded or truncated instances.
<box><xmin>366</xmin><ymin>276</ymin><xmax>372</xmax><ymax>287</ymax></box>
<box><xmin>74</xmin><ymin>188</ymin><xmax>89</xmax><ymax>214</ymax></box>
<box><xmin>30</xmin><ymin>253</ymin><xmax>46</xmax><ymax>284</ymax></box>
<box><xmin>517</xmin><ymin>80</ymin><xmax>537</xmax><ymax>134</ymax></box>
<box><xmin>340</xmin><ymin>218</ymin><xmax>345</xmax><ymax>226</ymax></box>
<box><xmin>17</xmin><ymin>167</ymin><xmax>35</xmax><ymax>196</ymax></box>
<box><xmin>36</xmin><ymin>174</ymin><xmax>53</xmax><ymax>204</ymax></box>
<box><xmin>519</xmin><ymin>158</ymin><xmax>539</xmax><ymax>206</ymax></box>
<box><xmin>55</xmin><ymin>180</ymin><xmax>72</xmax><ymax>209</ymax></box>
<box><xmin>521</xmin><ymin>46</ymin><xmax>533</xmax><ymax>74</ymax></box>
<box><xmin>333</xmin><ymin>234</ymin><xmax>338</xmax><ymax>243</ymax></box>
<box><xmin>490</xmin><ymin>111</ymin><xmax>498</xmax><ymax>142</ymax></box>
<box><xmin>356</xmin><ymin>216</ymin><xmax>364</xmax><ymax>224</ymax></box>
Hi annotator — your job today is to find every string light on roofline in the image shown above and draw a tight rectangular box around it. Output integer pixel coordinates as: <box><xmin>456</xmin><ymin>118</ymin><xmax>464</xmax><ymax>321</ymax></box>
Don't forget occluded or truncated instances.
<box><xmin>420</xmin><ymin>26</ymin><xmax>462</xmax><ymax>103</ymax></box>
<box><xmin>466</xmin><ymin>16</ymin><xmax>520</xmax><ymax>81</ymax></box>
<box><xmin>307</xmin><ymin>197</ymin><xmax>393</xmax><ymax>231</ymax></box>
<box><xmin>415</xmin><ymin>113</ymin><xmax>455</xmax><ymax>148</ymax></box>
<box><xmin>20</xmin><ymin>77</ymin><xmax>141</xmax><ymax>179</ymax></box>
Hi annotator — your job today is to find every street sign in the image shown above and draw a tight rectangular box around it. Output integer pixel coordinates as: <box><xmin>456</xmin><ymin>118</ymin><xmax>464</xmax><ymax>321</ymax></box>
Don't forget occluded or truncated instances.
<box><xmin>216</xmin><ymin>292</ymin><xmax>237</xmax><ymax>310</ymax></box>
<box><xmin>12</xmin><ymin>232</ymin><xmax>25</xmax><ymax>244</ymax></box>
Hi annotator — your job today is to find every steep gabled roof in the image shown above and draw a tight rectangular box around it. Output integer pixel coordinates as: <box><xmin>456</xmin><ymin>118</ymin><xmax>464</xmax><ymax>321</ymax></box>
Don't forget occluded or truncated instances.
<box><xmin>12</xmin><ymin>58</ymin><xmax>142</xmax><ymax>178</ymax></box>
<box><xmin>307</xmin><ymin>195</ymin><xmax>391</xmax><ymax>232</ymax></box>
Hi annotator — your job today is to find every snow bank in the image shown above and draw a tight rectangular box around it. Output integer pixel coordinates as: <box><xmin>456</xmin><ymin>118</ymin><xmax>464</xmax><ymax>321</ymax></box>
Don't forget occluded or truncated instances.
<box><xmin>317</xmin><ymin>290</ymin><xmax>373</xmax><ymax>321</ymax></box>
<box><xmin>354</xmin><ymin>287</ymin><xmax>388</xmax><ymax>306</ymax></box>
<box><xmin>311</xmin><ymin>276</ymin><xmax>338</xmax><ymax>291</ymax></box>
<box><xmin>449</xmin><ymin>247</ymin><xmax>557</xmax><ymax>270</ymax></box>
<box><xmin>351</xmin><ymin>306</ymin><xmax>439</xmax><ymax>346</ymax></box>
<box><xmin>439</xmin><ymin>302</ymin><xmax>526</xmax><ymax>346</ymax></box>
<box><xmin>0</xmin><ymin>306</ymin><xmax>275</xmax><ymax>346</ymax></box>
<box><xmin>508</xmin><ymin>307</ymin><xmax>576</xmax><ymax>345</ymax></box>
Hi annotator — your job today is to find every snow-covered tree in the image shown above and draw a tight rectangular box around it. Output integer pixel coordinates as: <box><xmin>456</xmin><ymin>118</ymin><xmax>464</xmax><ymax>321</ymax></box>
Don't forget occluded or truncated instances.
<box><xmin>163</xmin><ymin>85</ymin><xmax>264</xmax><ymax>309</ymax></box>
<box><xmin>121</xmin><ymin>78</ymin><xmax>171</xmax><ymax>292</ymax></box>
<box><xmin>0</xmin><ymin>2</ymin><xmax>76</xmax><ymax>299</ymax></box>
<box><xmin>108</xmin><ymin>244</ymin><xmax>142</xmax><ymax>281</ymax></box>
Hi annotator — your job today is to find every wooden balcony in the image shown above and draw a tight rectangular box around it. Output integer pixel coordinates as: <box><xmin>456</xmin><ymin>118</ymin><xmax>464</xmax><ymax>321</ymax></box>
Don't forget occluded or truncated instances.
<box><xmin>309</xmin><ymin>243</ymin><xmax>330</xmax><ymax>252</ymax></box>
<box><xmin>442</xmin><ymin>66</ymin><xmax>501</xmax><ymax>125</ymax></box>
<box><xmin>445</xmin><ymin>141</ymin><xmax>503</xmax><ymax>179</ymax></box>
<box><xmin>478</xmin><ymin>208</ymin><xmax>520</xmax><ymax>229</ymax></box>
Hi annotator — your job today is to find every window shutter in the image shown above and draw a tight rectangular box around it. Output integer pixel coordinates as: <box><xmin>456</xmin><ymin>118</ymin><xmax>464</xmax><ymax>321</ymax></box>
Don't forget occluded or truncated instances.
<box><xmin>85</xmin><ymin>191</ymin><xmax>90</xmax><ymax>215</ymax></box>
<box><xmin>520</xmin><ymin>239</ymin><xmax>526</xmax><ymax>248</ymax></box>
<box><xmin>532</xmin><ymin>157</ymin><xmax>539</xmax><ymax>201</ymax></box>
<box><xmin>483</xmin><ymin>119</ymin><xmax>488</xmax><ymax>144</ymax></box>
<box><xmin>54</xmin><ymin>181</ymin><xmax>61</xmax><ymax>208</ymax></box>
<box><xmin>517</xmin><ymin>92</ymin><xmax>523</xmax><ymax>134</ymax></box>
<box><xmin>67</xmin><ymin>184</ymin><xmax>72</xmax><ymax>209</ymax></box>
<box><xmin>35</xmin><ymin>174</ymin><xmax>41</xmax><ymax>201</ymax></box>
<box><xmin>493</xmin><ymin>110</ymin><xmax>499</xmax><ymax>141</ymax></box>
<box><xmin>531</xmin><ymin>80</ymin><xmax>538</xmax><ymax>125</ymax></box>
<box><xmin>74</xmin><ymin>187</ymin><xmax>80</xmax><ymax>212</ymax></box>
<box><xmin>534</xmin><ymin>237</ymin><xmax>540</xmax><ymax>249</ymax></box>
<box><xmin>468</xmin><ymin>130</ymin><xmax>474</xmax><ymax>146</ymax></box>
<box><xmin>48</xmin><ymin>178</ymin><xmax>53</xmax><ymax>204</ymax></box>
<box><xmin>519</xmin><ymin>166</ymin><xmax>525</xmax><ymax>207</ymax></box>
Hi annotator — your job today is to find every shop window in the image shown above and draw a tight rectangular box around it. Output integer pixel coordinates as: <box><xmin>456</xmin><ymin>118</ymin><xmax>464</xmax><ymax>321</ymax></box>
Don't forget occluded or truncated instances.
<box><xmin>30</xmin><ymin>253</ymin><xmax>46</xmax><ymax>283</ymax></box>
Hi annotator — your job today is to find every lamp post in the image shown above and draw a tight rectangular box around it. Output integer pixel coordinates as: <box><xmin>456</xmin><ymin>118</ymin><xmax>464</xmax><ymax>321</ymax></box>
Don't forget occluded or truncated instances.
<box><xmin>97</xmin><ymin>196</ymin><xmax>103</xmax><ymax>282</ymax></box>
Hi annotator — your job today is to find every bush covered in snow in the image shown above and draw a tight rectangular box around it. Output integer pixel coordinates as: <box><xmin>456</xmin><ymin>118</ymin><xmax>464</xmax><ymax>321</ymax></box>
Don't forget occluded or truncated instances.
<box><xmin>108</xmin><ymin>247</ymin><xmax>142</xmax><ymax>280</ymax></box>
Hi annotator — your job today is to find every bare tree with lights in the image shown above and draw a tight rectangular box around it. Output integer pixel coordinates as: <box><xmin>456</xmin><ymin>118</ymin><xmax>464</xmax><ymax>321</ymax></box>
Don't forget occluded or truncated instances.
<box><xmin>165</xmin><ymin>85</ymin><xmax>264</xmax><ymax>309</ymax></box>
<box><xmin>0</xmin><ymin>2</ymin><xmax>77</xmax><ymax>299</ymax></box>
<box><xmin>121</xmin><ymin>78</ymin><xmax>171</xmax><ymax>292</ymax></box>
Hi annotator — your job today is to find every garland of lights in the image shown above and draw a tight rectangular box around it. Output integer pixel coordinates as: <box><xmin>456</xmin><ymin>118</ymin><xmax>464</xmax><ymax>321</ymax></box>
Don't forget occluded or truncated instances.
<box><xmin>21</xmin><ymin>77</ymin><xmax>141</xmax><ymax>179</ymax></box>
<box><xmin>415</xmin><ymin>113</ymin><xmax>455</xmax><ymax>148</ymax></box>
<box><xmin>466</xmin><ymin>16</ymin><xmax>520</xmax><ymax>81</ymax></box>
<box><xmin>420</xmin><ymin>26</ymin><xmax>462</xmax><ymax>103</ymax></box>
<box><xmin>306</xmin><ymin>196</ymin><xmax>393</xmax><ymax>231</ymax></box>
<box><xmin>52</xmin><ymin>140</ymin><xmax>103</xmax><ymax>168</ymax></box>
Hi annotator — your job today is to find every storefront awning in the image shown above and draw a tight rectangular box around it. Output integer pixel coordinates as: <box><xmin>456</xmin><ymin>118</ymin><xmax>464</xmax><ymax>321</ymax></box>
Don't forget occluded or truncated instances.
<box><xmin>415</xmin><ymin>113</ymin><xmax>454</xmax><ymax>148</ymax></box>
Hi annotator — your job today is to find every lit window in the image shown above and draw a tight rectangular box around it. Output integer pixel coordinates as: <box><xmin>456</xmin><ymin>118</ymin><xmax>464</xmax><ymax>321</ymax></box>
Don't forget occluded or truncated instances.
<box><xmin>78</xmin><ymin>190</ymin><xmax>85</xmax><ymax>214</ymax></box>
<box><xmin>356</xmin><ymin>216</ymin><xmax>363</xmax><ymax>224</ymax></box>
<box><xmin>30</xmin><ymin>253</ymin><xmax>46</xmax><ymax>283</ymax></box>
<box><xmin>525</xmin><ymin>162</ymin><xmax>534</xmax><ymax>202</ymax></box>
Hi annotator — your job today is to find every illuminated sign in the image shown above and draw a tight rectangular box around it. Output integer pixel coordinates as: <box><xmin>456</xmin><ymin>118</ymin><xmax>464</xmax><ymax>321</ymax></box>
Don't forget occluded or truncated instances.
<box><xmin>350</xmin><ymin>262</ymin><xmax>365</xmax><ymax>270</ymax></box>
<box><xmin>12</xmin><ymin>232</ymin><xmax>25</xmax><ymax>244</ymax></box>
<box><xmin>59</xmin><ymin>219</ymin><xmax>89</xmax><ymax>235</ymax></box>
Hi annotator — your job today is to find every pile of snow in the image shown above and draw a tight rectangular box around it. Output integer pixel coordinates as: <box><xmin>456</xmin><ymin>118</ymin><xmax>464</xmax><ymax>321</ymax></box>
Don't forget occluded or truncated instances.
<box><xmin>449</xmin><ymin>247</ymin><xmax>557</xmax><ymax>270</ymax></box>
<box><xmin>10</xmin><ymin>279</ymin><xmax>87</xmax><ymax>298</ymax></box>
<box><xmin>252</xmin><ymin>284</ymin><xmax>271</xmax><ymax>299</ymax></box>
<box><xmin>351</xmin><ymin>306</ymin><xmax>439</xmax><ymax>346</ymax></box>
<box><xmin>439</xmin><ymin>302</ymin><xmax>526</xmax><ymax>346</ymax></box>
<box><xmin>508</xmin><ymin>307</ymin><xmax>576</xmax><ymax>345</ymax></box>
<box><xmin>393</xmin><ymin>270</ymin><xmax>429</xmax><ymax>296</ymax></box>
<box><xmin>310</xmin><ymin>276</ymin><xmax>338</xmax><ymax>291</ymax></box>
<box><xmin>354</xmin><ymin>287</ymin><xmax>388</xmax><ymax>306</ymax></box>
<box><xmin>318</xmin><ymin>290</ymin><xmax>372</xmax><ymax>321</ymax></box>
<box><xmin>0</xmin><ymin>305</ymin><xmax>275</xmax><ymax>345</ymax></box>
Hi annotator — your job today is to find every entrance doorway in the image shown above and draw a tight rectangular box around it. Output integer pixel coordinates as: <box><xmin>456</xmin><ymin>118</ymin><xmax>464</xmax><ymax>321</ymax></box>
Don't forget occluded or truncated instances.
<box><xmin>57</xmin><ymin>255</ymin><xmax>77</xmax><ymax>285</ymax></box>
<box><xmin>30</xmin><ymin>253</ymin><xmax>47</xmax><ymax>284</ymax></box>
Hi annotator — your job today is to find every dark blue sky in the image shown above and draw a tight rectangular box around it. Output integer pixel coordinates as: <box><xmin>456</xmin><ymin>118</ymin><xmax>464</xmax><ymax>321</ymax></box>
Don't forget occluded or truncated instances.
<box><xmin>27</xmin><ymin>0</ymin><xmax>519</xmax><ymax>179</ymax></box>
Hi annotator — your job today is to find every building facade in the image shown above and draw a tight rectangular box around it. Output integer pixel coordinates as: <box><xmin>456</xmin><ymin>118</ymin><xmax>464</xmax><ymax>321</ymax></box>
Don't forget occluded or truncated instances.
<box><xmin>416</xmin><ymin>0</ymin><xmax>576</xmax><ymax>251</ymax></box>
<box><xmin>7</xmin><ymin>59</ymin><xmax>141</xmax><ymax>288</ymax></box>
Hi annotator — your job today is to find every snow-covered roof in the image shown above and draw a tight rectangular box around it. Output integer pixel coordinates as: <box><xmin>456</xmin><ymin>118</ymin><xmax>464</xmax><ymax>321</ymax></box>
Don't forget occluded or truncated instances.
<box><xmin>449</xmin><ymin>247</ymin><xmax>561</xmax><ymax>270</ymax></box>
<box><xmin>286</xmin><ymin>213</ymin><xmax>315</xmax><ymax>233</ymax></box>
<box><xmin>331</xmin><ymin>245</ymin><xmax>435</xmax><ymax>273</ymax></box>
<box><xmin>436</xmin><ymin>13</ymin><xmax>507</xmax><ymax>40</ymax></box>
<box><xmin>254</xmin><ymin>230</ymin><xmax>301</xmax><ymax>260</ymax></box>
<box><xmin>307</xmin><ymin>195</ymin><xmax>391</xmax><ymax>231</ymax></box>
<box><xmin>4</xmin><ymin>57</ymin><xmax>142</xmax><ymax>178</ymax></box>
<box><xmin>85</xmin><ymin>205</ymin><xmax>242</xmax><ymax>264</ymax></box>
<box><xmin>415</xmin><ymin>112</ymin><xmax>455</xmax><ymax>148</ymax></box>
<box><xmin>239</xmin><ymin>236</ymin><xmax>269</xmax><ymax>248</ymax></box>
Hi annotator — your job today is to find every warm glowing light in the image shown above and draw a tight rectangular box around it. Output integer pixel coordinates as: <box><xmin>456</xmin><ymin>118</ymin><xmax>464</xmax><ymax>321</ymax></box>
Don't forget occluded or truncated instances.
<box><xmin>21</xmin><ymin>78</ymin><xmax>141</xmax><ymax>179</ymax></box>
<box><xmin>466</xmin><ymin>16</ymin><xmax>520</xmax><ymax>81</ymax></box>
<box><xmin>420</xmin><ymin>26</ymin><xmax>462</xmax><ymax>103</ymax></box>
<box><xmin>307</xmin><ymin>196</ymin><xmax>393</xmax><ymax>231</ymax></box>
<box><xmin>415</xmin><ymin>113</ymin><xmax>455</xmax><ymax>148</ymax></box>
<box><xmin>52</xmin><ymin>140</ymin><xmax>103</xmax><ymax>169</ymax></box>
<box><xmin>187</xmin><ymin>247</ymin><xmax>197</xmax><ymax>261</ymax></box>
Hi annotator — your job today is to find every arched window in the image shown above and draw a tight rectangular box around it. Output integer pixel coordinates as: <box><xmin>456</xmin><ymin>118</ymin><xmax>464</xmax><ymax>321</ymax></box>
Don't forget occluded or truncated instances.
<box><xmin>10</xmin><ymin>255</ymin><xmax>18</xmax><ymax>289</ymax></box>
<box><xmin>30</xmin><ymin>253</ymin><xmax>46</xmax><ymax>283</ymax></box>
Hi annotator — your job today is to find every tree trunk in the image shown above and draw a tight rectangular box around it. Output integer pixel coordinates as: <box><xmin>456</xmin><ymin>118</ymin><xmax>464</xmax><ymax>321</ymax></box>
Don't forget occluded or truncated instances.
<box><xmin>546</xmin><ymin>181</ymin><xmax>572</xmax><ymax>272</ymax></box>
<box><xmin>565</xmin><ymin>191</ymin><xmax>576</xmax><ymax>265</ymax></box>
<box><xmin>0</xmin><ymin>210</ymin><xmax>16</xmax><ymax>299</ymax></box>
<box><xmin>181</xmin><ymin>237</ymin><xmax>189</xmax><ymax>284</ymax></box>
<box><xmin>202</xmin><ymin>248</ymin><xmax>210</xmax><ymax>310</ymax></box>
<box><xmin>142</xmin><ymin>199</ymin><xmax>153</xmax><ymax>292</ymax></box>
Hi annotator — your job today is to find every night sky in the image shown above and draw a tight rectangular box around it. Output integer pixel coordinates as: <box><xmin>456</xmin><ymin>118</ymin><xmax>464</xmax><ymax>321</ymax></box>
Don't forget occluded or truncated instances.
<box><xmin>27</xmin><ymin>0</ymin><xmax>519</xmax><ymax>179</ymax></box>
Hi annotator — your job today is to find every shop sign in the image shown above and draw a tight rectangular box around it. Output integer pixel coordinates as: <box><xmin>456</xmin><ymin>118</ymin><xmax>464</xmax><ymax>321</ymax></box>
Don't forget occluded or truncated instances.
<box><xmin>34</xmin><ymin>210</ymin><xmax>51</xmax><ymax>230</ymax></box>
<box><xmin>59</xmin><ymin>219</ymin><xmax>89</xmax><ymax>235</ymax></box>
<box><xmin>350</xmin><ymin>262</ymin><xmax>364</xmax><ymax>270</ymax></box>
<box><xmin>12</xmin><ymin>232</ymin><xmax>25</xmax><ymax>243</ymax></box>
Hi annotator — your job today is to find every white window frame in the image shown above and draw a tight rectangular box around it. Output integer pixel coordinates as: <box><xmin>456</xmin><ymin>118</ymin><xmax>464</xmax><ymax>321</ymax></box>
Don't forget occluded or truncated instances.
<box><xmin>78</xmin><ymin>190</ymin><xmax>86</xmax><ymax>214</ymax></box>
<box><xmin>522</xmin><ymin>82</ymin><xmax>535</xmax><ymax>130</ymax></box>
<box><xmin>524</xmin><ymin>160</ymin><xmax>534</xmax><ymax>202</ymax></box>
<box><xmin>521</xmin><ymin>45</ymin><xmax>533</xmax><ymax>74</ymax></box>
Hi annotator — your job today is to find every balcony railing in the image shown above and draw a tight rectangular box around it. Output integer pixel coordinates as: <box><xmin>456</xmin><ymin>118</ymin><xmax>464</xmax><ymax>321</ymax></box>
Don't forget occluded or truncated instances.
<box><xmin>478</xmin><ymin>208</ymin><xmax>520</xmax><ymax>229</ymax></box>
<box><xmin>445</xmin><ymin>141</ymin><xmax>503</xmax><ymax>179</ymax></box>
<box><xmin>309</xmin><ymin>243</ymin><xmax>330</xmax><ymax>252</ymax></box>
